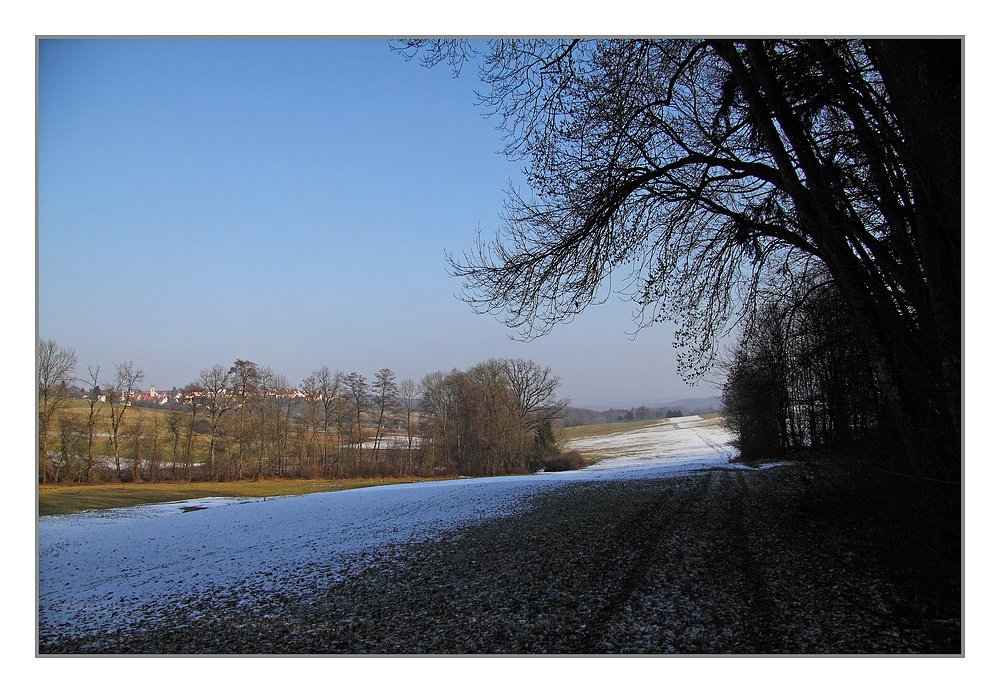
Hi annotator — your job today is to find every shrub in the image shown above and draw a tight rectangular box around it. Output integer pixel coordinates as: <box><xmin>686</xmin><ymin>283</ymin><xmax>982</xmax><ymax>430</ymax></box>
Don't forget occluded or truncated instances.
<box><xmin>543</xmin><ymin>450</ymin><xmax>587</xmax><ymax>472</ymax></box>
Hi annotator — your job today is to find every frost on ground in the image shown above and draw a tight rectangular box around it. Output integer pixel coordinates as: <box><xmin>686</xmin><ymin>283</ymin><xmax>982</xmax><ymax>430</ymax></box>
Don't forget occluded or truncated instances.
<box><xmin>38</xmin><ymin>417</ymin><xmax>959</xmax><ymax>654</ymax></box>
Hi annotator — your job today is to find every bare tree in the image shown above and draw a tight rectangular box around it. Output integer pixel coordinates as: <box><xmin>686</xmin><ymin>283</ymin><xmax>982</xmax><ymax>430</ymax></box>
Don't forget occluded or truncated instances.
<box><xmin>165</xmin><ymin>409</ymin><xmax>186</xmax><ymax>480</ymax></box>
<box><xmin>302</xmin><ymin>366</ymin><xmax>342</xmax><ymax>476</ymax></box>
<box><xmin>300</xmin><ymin>373</ymin><xmax>323</xmax><ymax>473</ymax></box>
<box><xmin>501</xmin><ymin>358</ymin><xmax>568</xmax><ymax>431</ymax></box>
<box><xmin>82</xmin><ymin>364</ymin><xmax>102</xmax><ymax>482</ymax></box>
<box><xmin>257</xmin><ymin>369</ymin><xmax>293</xmax><ymax>478</ymax></box>
<box><xmin>419</xmin><ymin>370</ymin><xmax>456</xmax><ymax>474</ymax></box>
<box><xmin>179</xmin><ymin>382</ymin><xmax>201</xmax><ymax>480</ymax></box>
<box><xmin>468</xmin><ymin>360</ymin><xmax>524</xmax><ymax>476</ymax></box>
<box><xmin>332</xmin><ymin>391</ymin><xmax>353</xmax><ymax>477</ymax></box>
<box><xmin>197</xmin><ymin>364</ymin><xmax>234</xmax><ymax>481</ymax></box>
<box><xmin>228</xmin><ymin>360</ymin><xmax>263</xmax><ymax>480</ymax></box>
<box><xmin>399</xmin><ymin>378</ymin><xmax>418</xmax><ymax>476</ymax></box>
<box><xmin>126</xmin><ymin>411</ymin><xmax>146</xmax><ymax>483</ymax></box>
<box><xmin>343</xmin><ymin>372</ymin><xmax>369</xmax><ymax>475</ymax></box>
<box><xmin>54</xmin><ymin>414</ymin><xmax>85</xmax><ymax>484</ymax></box>
<box><xmin>370</xmin><ymin>368</ymin><xmax>399</xmax><ymax>467</ymax></box>
<box><xmin>38</xmin><ymin>339</ymin><xmax>77</xmax><ymax>482</ymax></box>
<box><xmin>104</xmin><ymin>361</ymin><xmax>144</xmax><ymax>482</ymax></box>
<box><xmin>146</xmin><ymin>411</ymin><xmax>163</xmax><ymax>482</ymax></box>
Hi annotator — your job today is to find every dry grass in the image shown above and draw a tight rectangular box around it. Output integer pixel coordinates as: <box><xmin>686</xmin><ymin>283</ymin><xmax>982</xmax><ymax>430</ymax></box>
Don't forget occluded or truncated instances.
<box><xmin>558</xmin><ymin>418</ymin><xmax>663</xmax><ymax>442</ymax></box>
<box><xmin>61</xmin><ymin>400</ymin><xmax>172</xmax><ymax>422</ymax></box>
<box><xmin>37</xmin><ymin>477</ymin><xmax>444</xmax><ymax>517</ymax></box>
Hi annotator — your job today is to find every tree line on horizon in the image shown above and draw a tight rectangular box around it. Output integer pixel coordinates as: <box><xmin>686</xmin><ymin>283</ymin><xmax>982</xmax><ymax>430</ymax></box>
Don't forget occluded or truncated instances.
<box><xmin>560</xmin><ymin>405</ymin><xmax>694</xmax><ymax>428</ymax></box>
<box><xmin>37</xmin><ymin>339</ymin><xmax>573</xmax><ymax>484</ymax></box>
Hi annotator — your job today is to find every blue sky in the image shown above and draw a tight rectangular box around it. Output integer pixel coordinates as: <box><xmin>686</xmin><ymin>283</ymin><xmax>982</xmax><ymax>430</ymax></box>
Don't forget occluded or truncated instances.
<box><xmin>38</xmin><ymin>38</ymin><xmax>722</xmax><ymax>408</ymax></box>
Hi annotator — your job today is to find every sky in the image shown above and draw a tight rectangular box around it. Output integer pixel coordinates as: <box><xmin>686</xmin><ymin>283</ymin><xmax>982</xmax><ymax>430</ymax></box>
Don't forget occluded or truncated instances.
<box><xmin>37</xmin><ymin>38</ymin><xmax>722</xmax><ymax>409</ymax></box>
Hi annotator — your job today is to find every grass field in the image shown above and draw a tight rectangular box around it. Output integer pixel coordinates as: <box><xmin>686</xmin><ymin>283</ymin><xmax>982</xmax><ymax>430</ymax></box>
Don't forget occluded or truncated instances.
<box><xmin>558</xmin><ymin>418</ymin><xmax>664</xmax><ymax>442</ymax></box>
<box><xmin>38</xmin><ymin>478</ymin><xmax>439</xmax><ymax>517</ymax></box>
<box><xmin>559</xmin><ymin>414</ymin><xmax>722</xmax><ymax>441</ymax></box>
<box><xmin>62</xmin><ymin>399</ymin><xmax>172</xmax><ymax>419</ymax></box>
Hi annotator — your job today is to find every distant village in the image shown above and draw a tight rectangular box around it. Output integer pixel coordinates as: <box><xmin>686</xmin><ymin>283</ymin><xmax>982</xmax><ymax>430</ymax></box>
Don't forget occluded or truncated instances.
<box><xmin>68</xmin><ymin>384</ymin><xmax>720</xmax><ymax>424</ymax></box>
<box><xmin>69</xmin><ymin>385</ymin><xmax>308</xmax><ymax>407</ymax></box>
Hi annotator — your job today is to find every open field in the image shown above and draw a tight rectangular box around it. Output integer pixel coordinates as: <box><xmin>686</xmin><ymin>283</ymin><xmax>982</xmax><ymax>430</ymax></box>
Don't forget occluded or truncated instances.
<box><xmin>559</xmin><ymin>418</ymin><xmax>664</xmax><ymax>440</ymax></box>
<box><xmin>38</xmin><ymin>414</ymin><xmax>959</xmax><ymax>654</ymax></box>
<box><xmin>560</xmin><ymin>414</ymin><xmax>731</xmax><ymax>463</ymax></box>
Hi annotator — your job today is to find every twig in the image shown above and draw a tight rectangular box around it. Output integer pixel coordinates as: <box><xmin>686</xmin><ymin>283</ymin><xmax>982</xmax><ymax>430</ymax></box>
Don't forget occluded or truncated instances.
<box><xmin>873</xmin><ymin>468</ymin><xmax>960</xmax><ymax>486</ymax></box>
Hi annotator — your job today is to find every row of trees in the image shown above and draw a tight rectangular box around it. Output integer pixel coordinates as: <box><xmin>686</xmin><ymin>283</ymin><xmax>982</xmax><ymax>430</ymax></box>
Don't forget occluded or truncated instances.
<box><xmin>560</xmin><ymin>406</ymin><xmax>689</xmax><ymax>428</ymax></box>
<box><xmin>419</xmin><ymin>358</ymin><xmax>568</xmax><ymax>477</ymax></box>
<box><xmin>37</xmin><ymin>340</ymin><xmax>568</xmax><ymax>483</ymax></box>
<box><xmin>722</xmin><ymin>271</ymin><xmax>884</xmax><ymax>461</ymax></box>
<box><xmin>188</xmin><ymin>362</ymin><xmax>424</xmax><ymax>481</ymax></box>
<box><xmin>38</xmin><ymin>340</ymin><xmax>146</xmax><ymax>483</ymax></box>
<box><xmin>396</xmin><ymin>39</ymin><xmax>960</xmax><ymax>487</ymax></box>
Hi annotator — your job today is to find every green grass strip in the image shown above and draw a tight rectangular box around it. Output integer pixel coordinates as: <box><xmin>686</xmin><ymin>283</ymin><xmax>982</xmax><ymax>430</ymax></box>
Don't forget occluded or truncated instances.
<box><xmin>38</xmin><ymin>477</ymin><xmax>438</xmax><ymax>517</ymax></box>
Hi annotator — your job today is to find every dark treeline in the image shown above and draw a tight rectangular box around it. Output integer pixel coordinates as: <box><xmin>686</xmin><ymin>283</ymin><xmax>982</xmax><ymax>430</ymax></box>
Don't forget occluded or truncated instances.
<box><xmin>37</xmin><ymin>341</ymin><xmax>570</xmax><ymax>484</ymax></box>
<box><xmin>722</xmin><ymin>271</ymin><xmax>883</xmax><ymax>460</ymax></box>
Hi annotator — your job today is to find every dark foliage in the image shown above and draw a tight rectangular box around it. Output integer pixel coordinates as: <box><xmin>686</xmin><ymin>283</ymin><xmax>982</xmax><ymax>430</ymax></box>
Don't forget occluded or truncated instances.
<box><xmin>723</xmin><ymin>273</ymin><xmax>883</xmax><ymax>461</ymax></box>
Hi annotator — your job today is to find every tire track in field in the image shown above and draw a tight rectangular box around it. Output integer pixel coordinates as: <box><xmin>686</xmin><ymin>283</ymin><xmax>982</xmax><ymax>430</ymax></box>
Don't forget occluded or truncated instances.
<box><xmin>694</xmin><ymin>425</ymin><xmax>733</xmax><ymax>462</ymax></box>
<box><xmin>582</xmin><ymin>468</ymin><xmax>782</xmax><ymax>653</ymax></box>
<box><xmin>576</xmin><ymin>472</ymin><xmax>714</xmax><ymax>653</ymax></box>
<box><xmin>726</xmin><ymin>469</ymin><xmax>781</xmax><ymax>652</ymax></box>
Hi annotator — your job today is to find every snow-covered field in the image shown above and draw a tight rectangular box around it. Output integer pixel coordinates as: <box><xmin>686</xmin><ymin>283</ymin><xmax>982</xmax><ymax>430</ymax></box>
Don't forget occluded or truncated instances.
<box><xmin>566</xmin><ymin>415</ymin><xmax>733</xmax><ymax>464</ymax></box>
<box><xmin>38</xmin><ymin>416</ymin><xmax>735</xmax><ymax>642</ymax></box>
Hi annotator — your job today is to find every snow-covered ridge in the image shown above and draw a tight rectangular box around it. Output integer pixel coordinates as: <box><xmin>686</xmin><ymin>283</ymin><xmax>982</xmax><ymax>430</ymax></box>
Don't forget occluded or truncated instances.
<box><xmin>39</xmin><ymin>416</ymin><xmax>735</xmax><ymax>641</ymax></box>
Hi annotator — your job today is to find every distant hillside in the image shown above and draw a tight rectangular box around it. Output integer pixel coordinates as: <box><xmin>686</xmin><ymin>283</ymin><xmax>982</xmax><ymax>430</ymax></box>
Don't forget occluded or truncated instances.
<box><xmin>644</xmin><ymin>396</ymin><xmax>722</xmax><ymax>412</ymax></box>
<box><xmin>558</xmin><ymin>396</ymin><xmax>721</xmax><ymax>428</ymax></box>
